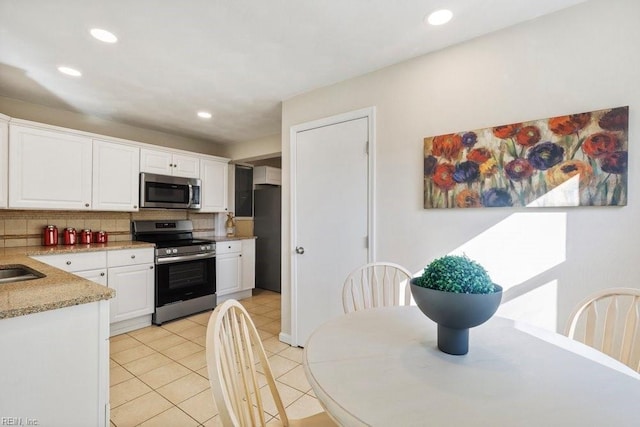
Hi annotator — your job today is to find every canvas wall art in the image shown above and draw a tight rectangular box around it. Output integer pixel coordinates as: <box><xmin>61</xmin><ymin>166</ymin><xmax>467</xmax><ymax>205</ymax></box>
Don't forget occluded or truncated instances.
<box><xmin>423</xmin><ymin>106</ymin><xmax>628</xmax><ymax>209</ymax></box>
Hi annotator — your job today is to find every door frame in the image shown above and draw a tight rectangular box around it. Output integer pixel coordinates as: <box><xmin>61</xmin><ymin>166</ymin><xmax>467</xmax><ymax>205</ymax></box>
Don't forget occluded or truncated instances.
<box><xmin>289</xmin><ymin>106</ymin><xmax>376</xmax><ymax>346</ymax></box>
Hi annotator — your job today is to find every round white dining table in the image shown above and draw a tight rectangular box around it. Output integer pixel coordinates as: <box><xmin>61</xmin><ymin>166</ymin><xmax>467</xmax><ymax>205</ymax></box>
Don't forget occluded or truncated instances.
<box><xmin>303</xmin><ymin>306</ymin><xmax>640</xmax><ymax>427</ymax></box>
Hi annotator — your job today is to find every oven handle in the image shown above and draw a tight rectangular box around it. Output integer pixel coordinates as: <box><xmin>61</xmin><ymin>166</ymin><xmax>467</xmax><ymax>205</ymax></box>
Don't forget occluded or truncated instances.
<box><xmin>156</xmin><ymin>252</ymin><xmax>216</xmax><ymax>264</ymax></box>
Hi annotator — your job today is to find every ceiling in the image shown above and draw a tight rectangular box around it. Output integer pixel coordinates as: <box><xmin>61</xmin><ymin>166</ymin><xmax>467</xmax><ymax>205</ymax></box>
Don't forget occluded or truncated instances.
<box><xmin>0</xmin><ymin>0</ymin><xmax>588</xmax><ymax>145</ymax></box>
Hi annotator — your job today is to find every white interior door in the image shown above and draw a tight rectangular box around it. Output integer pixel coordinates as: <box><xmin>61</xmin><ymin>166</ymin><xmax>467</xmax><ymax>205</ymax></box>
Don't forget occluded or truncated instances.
<box><xmin>292</xmin><ymin>113</ymin><xmax>372</xmax><ymax>346</ymax></box>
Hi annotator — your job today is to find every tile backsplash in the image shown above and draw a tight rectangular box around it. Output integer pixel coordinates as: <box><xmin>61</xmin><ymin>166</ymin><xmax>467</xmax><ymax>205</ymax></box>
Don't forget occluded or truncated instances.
<box><xmin>0</xmin><ymin>210</ymin><xmax>217</xmax><ymax>247</ymax></box>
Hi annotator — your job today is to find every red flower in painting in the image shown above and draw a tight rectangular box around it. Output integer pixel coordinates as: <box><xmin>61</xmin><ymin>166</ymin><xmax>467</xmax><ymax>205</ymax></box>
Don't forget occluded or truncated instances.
<box><xmin>515</xmin><ymin>125</ymin><xmax>541</xmax><ymax>147</ymax></box>
<box><xmin>582</xmin><ymin>132</ymin><xmax>619</xmax><ymax>159</ymax></box>
<box><xmin>467</xmin><ymin>148</ymin><xmax>492</xmax><ymax>164</ymax></box>
<box><xmin>548</xmin><ymin>113</ymin><xmax>591</xmax><ymax>136</ymax></box>
<box><xmin>600</xmin><ymin>151</ymin><xmax>628</xmax><ymax>174</ymax></box>
<box><xmin>456</xmin><ymin>189</ymin><xmax>481</xmax><ymax>208</ymax></box>
<box><xmin>598</xmin><ymin>107</ymin><xmax>629</xmax><ymax>131</ymax></box>
<box><xmin>433</xmin><ymin>163</ymin><xmax>456</xmax><ymax>191</ymax></box>
<box><xmin>505</xmin><ymin>158</ymin><xmax>534</xmax><ymax>182</ymax></box>
<box><xmin>432</xmin><ymin>134</ymin><xmax>463</xmax><ymax>161</ymax></box>
<box><xmin>492</xmin><ymin>123</ymin><xmax>521</xmax><ymax>139</ymax></box>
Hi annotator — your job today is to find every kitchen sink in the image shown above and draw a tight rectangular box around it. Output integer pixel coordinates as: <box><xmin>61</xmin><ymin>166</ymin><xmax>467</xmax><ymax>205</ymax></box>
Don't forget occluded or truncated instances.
<box><xmin>0</xmin><ymin>265</ymin><xmax>46</xmax><ymax>284</ymax></box>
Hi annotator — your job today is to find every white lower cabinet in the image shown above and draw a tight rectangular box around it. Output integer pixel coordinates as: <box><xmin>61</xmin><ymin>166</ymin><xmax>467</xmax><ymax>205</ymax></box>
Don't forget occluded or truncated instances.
<box><xmin>74</xmin><ymin>268</ymin><xmax>108</xmax><ymax>286</ymax></box>
<box><xmin>107</xmin><ymin>248</ymin><xmax>155</xmax><ymax>333</ymax></box>
<box><xmin>32</xmin><ymin>247</ymin><xmax>155</xmax><ymax>335</ymax></box>
<box><xmin>216</xmin><ymin>241</ymin><xmax>242</xmax><ymax>296</ymax></box>
<box><xmin>241</xmin><ymin>239</ymin><xmax>255</xmax><ymax>291</ymax></box>
<box><xmin>108</xmin><ymin>263</ymin><xmax>154</xmax><ymax>323</ymax></box>
<box><xmin>216</xmin><ymin>239</ymin><xmax>256</xmax><ymax>302</ymax></box>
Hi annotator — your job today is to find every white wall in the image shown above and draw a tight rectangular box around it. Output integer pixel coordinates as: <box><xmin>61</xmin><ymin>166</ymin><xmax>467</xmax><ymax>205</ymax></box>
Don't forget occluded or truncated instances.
<box><xmin>224</xmin><ymin>133</ymin><xmax>281</xmax><ymax>161</ymax></box>
<box><xmin>281</xmin><ymin>0</ymin><xmax>640</xmax><ymax>335</ymax></box>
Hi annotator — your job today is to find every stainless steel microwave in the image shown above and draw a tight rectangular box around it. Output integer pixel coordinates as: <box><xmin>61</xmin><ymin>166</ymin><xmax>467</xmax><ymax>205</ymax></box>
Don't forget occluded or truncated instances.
<box><xmin>139</xmin><ymin>172</ymin><xmax>201</xmax><ymax>209</ymax></box>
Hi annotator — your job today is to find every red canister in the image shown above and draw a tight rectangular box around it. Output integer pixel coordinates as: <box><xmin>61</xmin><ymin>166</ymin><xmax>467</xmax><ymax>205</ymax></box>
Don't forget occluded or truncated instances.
<box><xmin>43</xmin><ymin>225</ymin><xmax>58</xmax><ymax>246</ymax></box>
<box><xmin>63</xmin><ymin>227</ymin><xmax>77</xmax><ymax>245</ymax></box>
<box><xmin>93</xmin><ymin>230</ymin><xmax>108</xmax><ymax>243</ymax></box>
<box><xmin>80</xmin><ymin>229</ymin><xmax>92</xmax><ymax>244</ymax></box>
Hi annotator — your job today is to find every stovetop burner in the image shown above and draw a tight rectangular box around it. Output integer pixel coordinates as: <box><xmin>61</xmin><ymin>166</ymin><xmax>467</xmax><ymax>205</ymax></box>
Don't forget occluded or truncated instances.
<box><xmin>132</xmin><ymin>220</ymin><xmax>216</xmax><ymax>258</ymax></box>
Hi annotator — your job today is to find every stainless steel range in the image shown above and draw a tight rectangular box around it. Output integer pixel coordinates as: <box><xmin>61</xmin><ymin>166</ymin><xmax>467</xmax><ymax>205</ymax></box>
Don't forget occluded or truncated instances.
<box><xmin>132</xmin><ymin>220</ymin><xmax>216</xmax><ymax>325</ymax></box>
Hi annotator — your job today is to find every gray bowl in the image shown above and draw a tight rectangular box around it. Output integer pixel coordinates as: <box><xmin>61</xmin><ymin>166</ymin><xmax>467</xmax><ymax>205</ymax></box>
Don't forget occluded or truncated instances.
<box><xmin>410</xmin><ymin>278</ymin><xmax>502</xmax><ymax>355</ymax></box>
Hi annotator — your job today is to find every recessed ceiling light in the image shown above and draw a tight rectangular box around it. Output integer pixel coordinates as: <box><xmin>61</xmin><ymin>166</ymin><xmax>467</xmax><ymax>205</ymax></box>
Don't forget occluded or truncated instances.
<box><xmin>426</xmin><ymin>9</ymin><xmax>453</xmax><ymax>26</ymax></box>
<box><xmin>57</xmin><ymin>66</ymin><xmax>82</xmax><ymax>77</ymax></box>
<box><xmin>90</xmin><ymin>28</ymin><xmax>118</xmax><ymax>43</ymax></box>
<box><xmin>197</xmin><ymin>111</ymin><xmax>212</xmax><ymax>119</ymax></box>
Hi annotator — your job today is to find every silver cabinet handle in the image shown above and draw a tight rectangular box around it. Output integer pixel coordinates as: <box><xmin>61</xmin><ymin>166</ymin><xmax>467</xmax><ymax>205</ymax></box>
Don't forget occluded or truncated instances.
<box><xmin>295</xmin><ymin>247</ymin><xmax>305</xmax><ymax>254</ymax></box>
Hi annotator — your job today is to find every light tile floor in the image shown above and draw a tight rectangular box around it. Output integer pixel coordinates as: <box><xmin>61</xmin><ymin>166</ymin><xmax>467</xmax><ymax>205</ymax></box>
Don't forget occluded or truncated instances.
<box><xmin>109</xmin><ymin>290</ymin><xmax>323</xmax><ymax>426</ymax></box>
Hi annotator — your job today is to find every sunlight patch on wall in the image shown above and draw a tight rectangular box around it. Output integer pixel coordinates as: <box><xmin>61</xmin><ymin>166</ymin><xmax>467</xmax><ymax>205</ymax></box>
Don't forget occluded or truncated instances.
<box><xmin>448</xmin><ymin>212</ymin><xmax>566</xmax><ymax>330</ymax></box>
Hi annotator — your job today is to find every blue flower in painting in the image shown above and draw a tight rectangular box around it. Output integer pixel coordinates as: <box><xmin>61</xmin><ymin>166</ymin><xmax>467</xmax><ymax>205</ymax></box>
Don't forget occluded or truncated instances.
<box><xmin>481</xmin><ymin>188</ymin><xmax>513</xmax><ymax>207</ymax></box>
<box><xmin>453</xmin><ymin>161</ymin><xmax>480</xmax><ymax>183</ymax></box>
<box><xmin>527</xmin><ymin>142</ymin><xmax>564</xmax><ymax>170</ymax></box>
<box><xmin>461</xmin><ymin>132</ymin><xmax>478</xmax><ymax>148</ymax></box>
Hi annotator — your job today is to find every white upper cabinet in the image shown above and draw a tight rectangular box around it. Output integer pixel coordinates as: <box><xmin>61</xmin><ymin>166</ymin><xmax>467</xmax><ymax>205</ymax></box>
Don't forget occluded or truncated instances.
<box><xmin>200</xmin><ymin>157</ymin><xmax>229</xmax><ymax>212</ymax></box>
<box><xmin>9</xmin><ymin>124</ymin><xmax>92</xmax><ymax>210</ymax></box>
<box><xmin>140</xmin><ymin>148</ymin><xmax>200</xmax><ymax>178</ymax></box>
<box><xmin>0</xmin><ymin>115</ymin><xmax>8</xmax><ymax>208</ymax></box>
<box><xmin>93</xmin><ymin>139</ymin><xmax>140</xmax><ymax>211</ymax></box>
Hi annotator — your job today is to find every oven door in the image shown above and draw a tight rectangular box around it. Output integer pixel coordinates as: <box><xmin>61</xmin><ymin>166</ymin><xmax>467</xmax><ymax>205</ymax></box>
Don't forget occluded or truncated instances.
<box><xmin>155</xmin><ymin>253</ymin><xmax>216</xmax><ymax>307</ymax></box>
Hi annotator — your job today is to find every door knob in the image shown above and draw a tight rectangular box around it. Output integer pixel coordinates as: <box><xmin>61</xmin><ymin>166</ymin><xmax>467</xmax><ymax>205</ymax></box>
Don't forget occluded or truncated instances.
<box><xmin>295</xmin><ymin>246</ymin><xmax>305</xmax><ymax>254</ymax></box>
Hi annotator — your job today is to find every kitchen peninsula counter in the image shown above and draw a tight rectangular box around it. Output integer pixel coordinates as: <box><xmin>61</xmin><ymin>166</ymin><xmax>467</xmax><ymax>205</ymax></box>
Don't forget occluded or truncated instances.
<box><xmin>0</xmin><ymin>241</ymin><xmax>153</xmax><ymax>320</ymax></box>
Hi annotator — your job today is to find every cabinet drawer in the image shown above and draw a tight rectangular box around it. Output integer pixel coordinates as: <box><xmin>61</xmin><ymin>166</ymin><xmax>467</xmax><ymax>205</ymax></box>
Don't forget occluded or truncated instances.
<box><xmin>32</xmin><ymin>251</ymin><xmax>107</xmax><ymax>273</ymax></box>
<box><xmin>107</xmin><ymin>248</ymin><xmax>154</xmax><ymax>267</ymax></box>
<box><xmin>216</xmin><ymin>241</ymin><xmax>242</xmax><ymax>254</ymax></box>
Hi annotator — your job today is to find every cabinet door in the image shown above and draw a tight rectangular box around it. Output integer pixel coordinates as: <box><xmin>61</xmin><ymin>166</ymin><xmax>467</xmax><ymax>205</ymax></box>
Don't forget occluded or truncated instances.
<box><xmin>75</xmin><ymin>268</ymin><xmax>108</xmax><ymax>286</ymax></box>
<box><xmin>200</xmin><ymin>158</ymin><xmax>229</xmax><ymax>212</ymax></box>
<box><xmin>216</xmin><ymin>252</ymin><xmax>242</xmax><ymax>296</ymax></box>
<box><xmin>172</xmin><ymin>153</ymin><xmax>200</xmax><ymax>178</ymax></box>
<box><xmin>140</xmin><ymin>148</ymin><xmax>172</xmax><ymax>175</ymax></box>
<box><xmin>108</xmin><ymin>263</ymin><xmax>155</xmax><ymax>323</ymax></box>
<box><xmin>241</xmin><ymin>239</ymin><xmax>255</xmax><ymax>291</ymax></box>
<box><xmin>9</xmin><ymin>124</ymin><xmax>92</xmax><ymax>210</ymax></box>
<box><xmin>92</xmin><ymin>140</ymin><xmax>140</xmax><ymax>211</ymax></box>
<box><xmin>0</xmin><ymin>118</ymin><xmax>7</xmax><ymax>208</ymax></box>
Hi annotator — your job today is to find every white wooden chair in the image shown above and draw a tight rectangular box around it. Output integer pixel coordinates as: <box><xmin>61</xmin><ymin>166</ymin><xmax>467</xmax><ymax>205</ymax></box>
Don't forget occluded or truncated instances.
<box><xmin>342</xmin><ymin>262</ymin><xmax>413</xmax><ymax>314</ymax></box>
<box><xmin>564</xmin><ymin>287</ymin><xmax>640</xmax><ymax>372</ymax></box>
<box><xmin>205</xmin><ymin>299</ymin><xmax>337</xmax><ymax>427</ymax></box>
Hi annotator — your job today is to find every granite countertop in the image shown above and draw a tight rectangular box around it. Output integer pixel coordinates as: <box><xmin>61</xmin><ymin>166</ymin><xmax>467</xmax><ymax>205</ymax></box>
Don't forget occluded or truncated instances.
<box><xmin>0</xmin><ymin>241</ymin><xmax>154</xmax><ymax>320</ymax></box>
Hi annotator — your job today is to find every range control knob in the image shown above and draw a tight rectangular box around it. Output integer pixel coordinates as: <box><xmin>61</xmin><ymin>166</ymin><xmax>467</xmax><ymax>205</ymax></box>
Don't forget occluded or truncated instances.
<box><xmin>200</xmin><ymin>245</ymin><xmax>206</xmax><ymax>251</ymax></box>
<box><xmin>172</xmin><ymin>248</ymin><xmax>178</xmax><ymax>254</ymax></box>
<box><xmin>165</xmin><ymin>249</ymin><xmax>172</xmax><ymax>255</ymax></box>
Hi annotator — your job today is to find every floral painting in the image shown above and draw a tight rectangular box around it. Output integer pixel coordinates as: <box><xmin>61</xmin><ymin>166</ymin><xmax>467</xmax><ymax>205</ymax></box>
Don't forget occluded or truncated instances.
<box><xmin>423</xmin><ymin>106</ymin><xmax>629</xmax><ymax>209</ymax></box>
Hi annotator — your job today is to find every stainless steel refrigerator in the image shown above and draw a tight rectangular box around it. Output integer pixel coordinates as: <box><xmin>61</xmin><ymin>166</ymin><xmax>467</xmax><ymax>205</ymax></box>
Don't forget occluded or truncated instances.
<box><xmin>254</xmin><ymin>186</ymin><xmax>281</xmax><ymax>292</ymax></box>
